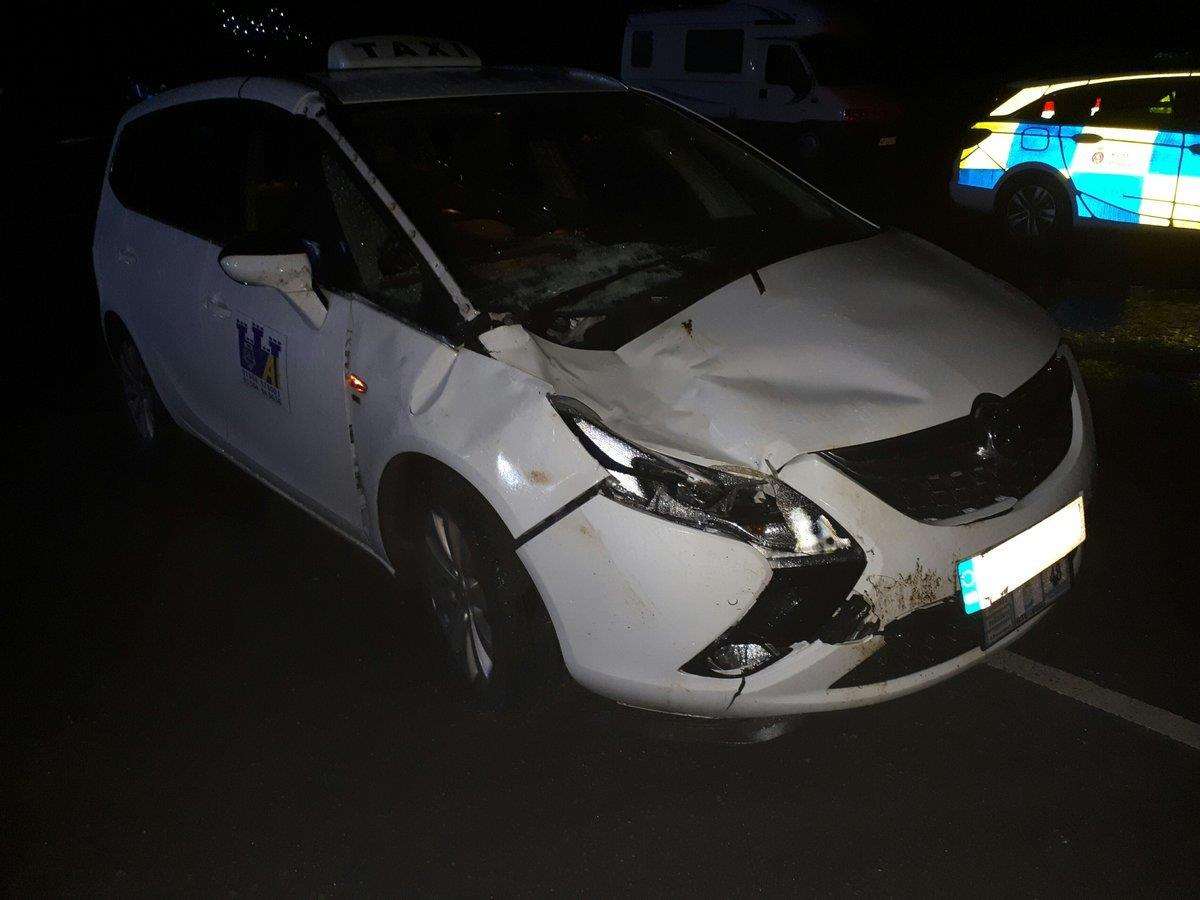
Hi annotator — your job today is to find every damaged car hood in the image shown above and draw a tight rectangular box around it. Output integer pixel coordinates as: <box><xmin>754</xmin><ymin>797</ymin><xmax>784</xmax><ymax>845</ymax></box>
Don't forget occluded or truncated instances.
<box><xmin>482</xmin><ymin>230</ymin><xmax>1060</xmax><ymax>467</ymax></box>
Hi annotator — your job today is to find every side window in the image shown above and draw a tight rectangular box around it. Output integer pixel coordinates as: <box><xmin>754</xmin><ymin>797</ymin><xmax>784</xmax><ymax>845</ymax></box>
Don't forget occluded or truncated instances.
<box><xmin>1089</xmin><ymin>79</ymin><xmax>1180</xmax><ymax>130</ymax></box>
<box><xmin>240</xmin><ymin>109</ymin><xmax>354</xmax><ymax>285</ymax></box>
<box><xmin>110</xmin><ymin>102</ymin><xmax>244</xmax><ymax>242</ymax></box>
<box><xmin>765</xmin><ymin>45</ymin><xmax>811</xmax><ymax>94</ymax></box>
<box><xmin>320</xmin><ymin>149</ymin><xmax>456</xmax><ymax>332</ymax></box>
<box><xmin>684</xmin><ymin>29</ymin><xmax>744</xmax><ymax>74</ymax></box>
<box><xmin>110</xmin><ymin>114</ymin><xmax>162</xmax><ymax>217</ymax></box>
<box><xmin>630</xmin><ymin>30</ymin><xmax>653</xmax><ymax>68</ymax></box>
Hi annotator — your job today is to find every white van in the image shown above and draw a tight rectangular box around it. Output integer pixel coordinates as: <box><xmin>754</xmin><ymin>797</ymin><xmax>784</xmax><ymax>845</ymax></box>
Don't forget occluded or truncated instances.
<box><xmin>620</xmin><ymin>1</ymin><xmax>899</xmax><ymax>156</ymax></box>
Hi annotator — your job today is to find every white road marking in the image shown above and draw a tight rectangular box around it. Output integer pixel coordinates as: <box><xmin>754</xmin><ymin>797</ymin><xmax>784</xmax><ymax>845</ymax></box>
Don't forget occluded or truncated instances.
<box><xmin>988</xmin><ymin>650</ymin><xmax>1200</xmax><ymax>751</ymax></box>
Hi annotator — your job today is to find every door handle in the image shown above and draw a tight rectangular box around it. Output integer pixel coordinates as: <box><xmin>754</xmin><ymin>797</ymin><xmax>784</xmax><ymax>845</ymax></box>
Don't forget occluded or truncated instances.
<box><xmin>117</xmin><ymin>246</ymin><xmax>136</xmax><ymax>265</ymax></box>
<box><xmin>1189</xmin><ymin>144</ymin><xmax>1200</xmax><ymax>155</ymax></box>
<box><xmin>203</xmin><ymin>294</ymin><xmax>232</xmax><ymax>319</ymax></box>
<box><xmin>1069</xmin><ymin>133</ymin><xmax>1103</xmax><ymax>144</ymax></box>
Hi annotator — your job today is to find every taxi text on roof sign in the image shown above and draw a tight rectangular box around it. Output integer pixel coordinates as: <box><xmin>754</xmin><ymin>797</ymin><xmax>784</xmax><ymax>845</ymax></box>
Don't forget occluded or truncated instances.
<box><xmin>327</xmin><ymin>35</ymin><xmax>480</xmax><ymax>71</ymax></box>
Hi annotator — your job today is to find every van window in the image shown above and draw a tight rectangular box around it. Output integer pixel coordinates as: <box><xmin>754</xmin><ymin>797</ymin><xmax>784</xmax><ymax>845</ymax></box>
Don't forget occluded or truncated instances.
<box><xmin>630</xmin><ymin>30</ymin><xmax>653</xmax><ymax>68</ymax></box>
<box><xmin>684</xmin><ymin>29</ymin><xmax>744</xmax><ymax>74</ymax></box>
<box><xmin>765</xmin><ymin>45</ymin><xmax>811</xmax><ymax>94</ymax></box>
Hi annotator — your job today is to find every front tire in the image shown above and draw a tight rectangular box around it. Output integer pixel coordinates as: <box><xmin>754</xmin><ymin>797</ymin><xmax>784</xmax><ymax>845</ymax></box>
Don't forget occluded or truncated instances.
<box><xmin>415</xmin><ymin>470</ymin><xmax>564</xmax><ymax>713</ymax></box>
<box><xmin>997</xmin><ymin>174</ymin><xmax>1071</xmax><ymax>246</ymax></box>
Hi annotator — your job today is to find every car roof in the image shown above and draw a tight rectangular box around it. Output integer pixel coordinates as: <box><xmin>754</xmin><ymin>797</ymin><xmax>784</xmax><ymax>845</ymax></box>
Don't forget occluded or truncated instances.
<box><xmin>992</xmin><ymin>70</ymin><xmax>1198</xmax><ymax>116</ymax></box>
<box><xmin>309</xmin><ymin>65</ymin><xmax>625</xmax><ymax>105</ymax></box>
<box><xmin>119</xmin><ymin>65</ymin><xmax>626</xmax><ymax>127</ymax></box>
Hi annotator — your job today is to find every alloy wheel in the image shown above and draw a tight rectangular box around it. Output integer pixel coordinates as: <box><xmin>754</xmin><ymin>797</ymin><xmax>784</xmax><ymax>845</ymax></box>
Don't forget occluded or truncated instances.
<box><xmin>1006</xmin><ymin>184</ymin><xmax>1058</xmax><ymax>238</ymax></box>
<box><xmin>425</xmin><ymin>508</ymin><xmax>496</xmax><ymax>683</ymax></box>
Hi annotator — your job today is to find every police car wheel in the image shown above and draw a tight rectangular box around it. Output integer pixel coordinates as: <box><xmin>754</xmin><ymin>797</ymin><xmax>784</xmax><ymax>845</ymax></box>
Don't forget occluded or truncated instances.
<box><xmin>113</xmin><ymin>332</ymin><xmax>173</xmax><ymax>461</ymax></box>
<box><xmin>416</xmin><ymin>471</ymin><xmax>564</xmax><ymax>712</ymax></box>
<box><xmin>998</xmin><ymin>176</ymin><xmax>1069</xmax><ymax>244</ymax></box>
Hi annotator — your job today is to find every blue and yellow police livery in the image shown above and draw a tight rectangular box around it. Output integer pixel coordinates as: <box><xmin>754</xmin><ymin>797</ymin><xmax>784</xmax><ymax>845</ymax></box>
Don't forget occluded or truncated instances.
<box><xmin>951</xmin><ymin>72</ymin><xmax>1200</xmax><ymax>240</ymax></box>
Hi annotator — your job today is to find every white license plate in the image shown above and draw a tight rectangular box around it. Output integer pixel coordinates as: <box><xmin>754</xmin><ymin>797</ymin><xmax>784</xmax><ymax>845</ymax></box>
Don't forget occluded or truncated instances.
<box><xmin>958</xmin><ymin>496</ymin><xmax>1086</xmax><ymax>616</ymax></box>
<box><xmin>878</xmin><ymin>135</ymin><xmax>897</xmax><ymax>147</ymax></box>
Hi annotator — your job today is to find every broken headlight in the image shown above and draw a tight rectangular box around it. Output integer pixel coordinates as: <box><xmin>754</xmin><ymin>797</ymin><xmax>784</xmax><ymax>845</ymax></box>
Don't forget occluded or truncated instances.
<box><xmin>550</xmin><ymin>396</ymin><xmax>856</xmax><ymax>558</ymax></box>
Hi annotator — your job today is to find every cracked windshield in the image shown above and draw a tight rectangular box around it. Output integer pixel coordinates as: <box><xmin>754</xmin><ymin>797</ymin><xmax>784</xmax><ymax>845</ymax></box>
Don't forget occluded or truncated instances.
<box><xmin>335</xmin><ymin>90</ymin><xmax>873</xmax><ymax>348</ymax></box>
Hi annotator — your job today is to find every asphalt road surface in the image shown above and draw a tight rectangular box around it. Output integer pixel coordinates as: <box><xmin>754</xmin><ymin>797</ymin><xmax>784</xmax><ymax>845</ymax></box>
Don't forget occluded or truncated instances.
<box><xmin>7</xmin><ymin>140</ymin><xmax>1200</xmax><ymax>894</ymax></box>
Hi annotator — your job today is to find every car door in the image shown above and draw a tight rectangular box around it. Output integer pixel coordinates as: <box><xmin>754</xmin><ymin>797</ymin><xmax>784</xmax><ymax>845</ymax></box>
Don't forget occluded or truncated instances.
<box><xmin>107</xmin><ymin>103</ymin><xmax>245</xmax><ymax>445</ymax></box>
<box><xmin>1060</xmin><ymin>78</ymin><xmax>1183</xmax><ymax>226</ymax></box>
<box><xmin>1171</xmin><ymin>81</ymin><xmax>1200</xmax><ymax>227</ymax></box>
<box><xmin>203</xmin><ymin>105</ymin><xmax>365</xmax><ymax>536</ymax></box>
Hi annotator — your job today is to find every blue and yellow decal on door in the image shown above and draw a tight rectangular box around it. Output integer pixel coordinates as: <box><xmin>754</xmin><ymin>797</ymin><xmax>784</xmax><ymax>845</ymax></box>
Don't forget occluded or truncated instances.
<box><xmin>236</xmin><ymin>318</ymin><xmax>289</xmax><ymax>409</ymax></box>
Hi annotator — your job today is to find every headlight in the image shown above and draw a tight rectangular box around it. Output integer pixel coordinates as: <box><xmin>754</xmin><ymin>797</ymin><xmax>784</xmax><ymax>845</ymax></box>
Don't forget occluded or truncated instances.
<box><xmin>550</xmin><ymin>395</ymin><xmax>856</xmax><ymax>559</ymax></box>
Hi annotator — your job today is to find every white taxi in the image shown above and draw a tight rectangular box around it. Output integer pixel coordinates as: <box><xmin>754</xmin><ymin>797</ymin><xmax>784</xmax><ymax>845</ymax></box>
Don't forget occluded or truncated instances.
<box><xmin>96</xmin><ymin>36</ymin><xmax>1096</xmax><ymax>718</ymax></box>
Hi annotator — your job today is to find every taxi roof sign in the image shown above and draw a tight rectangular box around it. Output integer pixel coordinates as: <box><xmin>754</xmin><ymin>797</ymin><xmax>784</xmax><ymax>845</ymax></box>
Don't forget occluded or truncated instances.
<box><xmin>328</xmin><ymin>35</ymin><xmax>480</xmax><ymax>71</ymax></box>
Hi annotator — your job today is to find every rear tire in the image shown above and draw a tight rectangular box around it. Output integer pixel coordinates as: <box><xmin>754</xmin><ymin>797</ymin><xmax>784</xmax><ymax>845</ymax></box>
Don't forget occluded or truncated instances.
<box><xmin>414</xmin><ymin>469</ymin><xmax>564</xmax><ymax>713</ymax></box>
<box><xmin>111</xmin><ymin>329</ymin><xmax>174</xmax><ymax>467</ymax></box>
<box><xmin>996</xmin><ymin>174</ymin><xmax>1072</xmax><ymax>246</ymax></box>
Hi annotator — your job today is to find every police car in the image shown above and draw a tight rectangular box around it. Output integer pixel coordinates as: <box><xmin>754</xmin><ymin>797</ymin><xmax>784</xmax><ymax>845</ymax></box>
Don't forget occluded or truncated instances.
<box><xmin>96</xmin><ymin>36</ymin><xmax>1095</xmax><ymax>719</ymax></box>
<box><xmin>953</xmin><ymin>71</ymin><xmax>1200</xmax><ymax>242</ymax></box>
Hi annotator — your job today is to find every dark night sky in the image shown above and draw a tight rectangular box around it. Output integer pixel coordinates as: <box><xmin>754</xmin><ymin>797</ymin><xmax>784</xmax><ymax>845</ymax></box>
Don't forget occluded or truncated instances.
<box><xmin>5</xmin><ymin>1</ymin><xmax>1196</xmax><ymax>145</ymax></box>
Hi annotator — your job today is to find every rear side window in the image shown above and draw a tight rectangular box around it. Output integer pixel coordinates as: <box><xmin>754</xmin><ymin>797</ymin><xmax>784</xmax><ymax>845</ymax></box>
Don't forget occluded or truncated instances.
<box><xmin>1088</xmin><ymin>79</ymin><xmax>1181</xmax><ymax>129</ymax></box>
<box><xmin>630</xmin><ymin>30</ymin><xmax>653</xmax><ymax>68</ymax></box>
<box><xmin>684</xmin><ymin>29</ymin><xmax>744</xmax><ymax>74</ymax></box>
<box><xmin>110</xmin><ymin>102</ymin><xmax>245</xmax><ymax>242</ymax></box>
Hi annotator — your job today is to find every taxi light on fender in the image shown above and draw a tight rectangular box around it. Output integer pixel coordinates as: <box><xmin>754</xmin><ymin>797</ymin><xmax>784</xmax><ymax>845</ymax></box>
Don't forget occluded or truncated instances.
<box><xmin>549</xmin><ymin>395</ymin><xmax>857</xmax><ymax>559</ymax></box>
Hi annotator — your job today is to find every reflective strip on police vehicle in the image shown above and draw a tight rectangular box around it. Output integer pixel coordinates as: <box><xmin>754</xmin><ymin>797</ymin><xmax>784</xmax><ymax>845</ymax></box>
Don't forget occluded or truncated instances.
<box><xmin>93</xmin><ymin>34</ymin><xmax>1097</xmax><ymax>724</ymax></box>
<box><xmin>951</xmin><ymin>71</ymin><xmax>1200</xmax><ymax>240</ymax></box>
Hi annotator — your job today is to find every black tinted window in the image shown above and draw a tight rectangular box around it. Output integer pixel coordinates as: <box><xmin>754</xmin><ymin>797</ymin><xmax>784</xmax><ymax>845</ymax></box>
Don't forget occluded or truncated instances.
<box><xmin>684</xmin><ymin>29</ymin><xmax>743</xmax><ymax>74</ymax></box>
<box><xmin>630</xmin><ymin>30</ymin><xmax>653</xmax><ymax>68</ymax></box>
<box><xmin>241</xmin><ymin>110</ymin><xmax>352</xmax><ymax>274</ymax></box>
<box><xmin>110</xmin><ymin>102</ymin><xmax>244</xmax><ymax>241</ymax></box>
<box><xmin>1090</xmin><ymin>79</ymin><xmax>1181</xmax><ymax>129</ymax></box>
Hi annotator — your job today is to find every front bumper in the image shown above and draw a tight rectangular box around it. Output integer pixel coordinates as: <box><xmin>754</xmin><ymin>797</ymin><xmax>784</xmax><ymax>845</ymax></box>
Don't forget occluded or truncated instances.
<box><xmin>949</xmin><ymin>180</ymin><xmax>996</xmax><ymax>215</ymax></box>
<box><xmin>518</xmin><ymin>356</ymin><xmax>1097</xmax><ymax>718</ymax></box>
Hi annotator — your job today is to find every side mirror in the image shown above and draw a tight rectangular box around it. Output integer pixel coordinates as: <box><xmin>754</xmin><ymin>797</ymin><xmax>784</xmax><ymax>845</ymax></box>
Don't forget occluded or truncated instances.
<box><xmin>219</xmin><ymin>251</ymin><xmax>327</xmax><ymax>329</ymax></box>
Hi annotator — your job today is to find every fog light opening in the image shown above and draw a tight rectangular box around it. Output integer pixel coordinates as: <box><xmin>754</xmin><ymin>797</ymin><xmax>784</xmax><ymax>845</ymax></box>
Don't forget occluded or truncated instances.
<box><xmin>694</xmin><ymin>639</ymin><xmax>786</xmax><ymax>678</ymax></box>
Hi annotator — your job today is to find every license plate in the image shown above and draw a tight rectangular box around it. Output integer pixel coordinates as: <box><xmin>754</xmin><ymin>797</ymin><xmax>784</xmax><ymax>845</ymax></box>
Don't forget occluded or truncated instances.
<box><xmin>957</xmin><ymin>497</ymin><xmax>1085</xmax><ymax>640</ymax></box>
<box><xmin>978</xmin><ymin>557</ymin><xmax>1073</xmax><ymax>647</ymax></box>
<box><xmin>878</xmin><ymin>135</ymin><xmax>897</xmax><ymax>146</ymax></box>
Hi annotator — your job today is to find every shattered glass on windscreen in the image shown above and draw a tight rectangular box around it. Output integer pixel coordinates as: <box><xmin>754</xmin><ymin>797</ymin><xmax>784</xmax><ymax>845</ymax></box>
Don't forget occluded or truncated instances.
<box><xmin>334</xmin><ymin>90</ymin><xmax>873</xmax><ymax>348</ymax></box>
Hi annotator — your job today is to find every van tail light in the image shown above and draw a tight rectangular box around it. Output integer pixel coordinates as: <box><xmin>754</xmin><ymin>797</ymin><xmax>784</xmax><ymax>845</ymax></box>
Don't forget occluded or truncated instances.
<box><xmin>1041</xmin><ymin>99</ymin><xmax>1056</xmax><ymax>119</ymax></box>
<box><xmin>841</xmin><ymin>106</ymin><xmax>880</xmax><ymax>123</ymax></box>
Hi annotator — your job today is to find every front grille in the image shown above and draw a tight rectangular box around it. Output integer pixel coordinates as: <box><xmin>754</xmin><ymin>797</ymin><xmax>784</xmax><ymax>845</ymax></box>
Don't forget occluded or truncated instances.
<box><xmin>821</xmin><ymin>352</ymin><xmax>1074</xmax><ymax>523</ymax></box>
